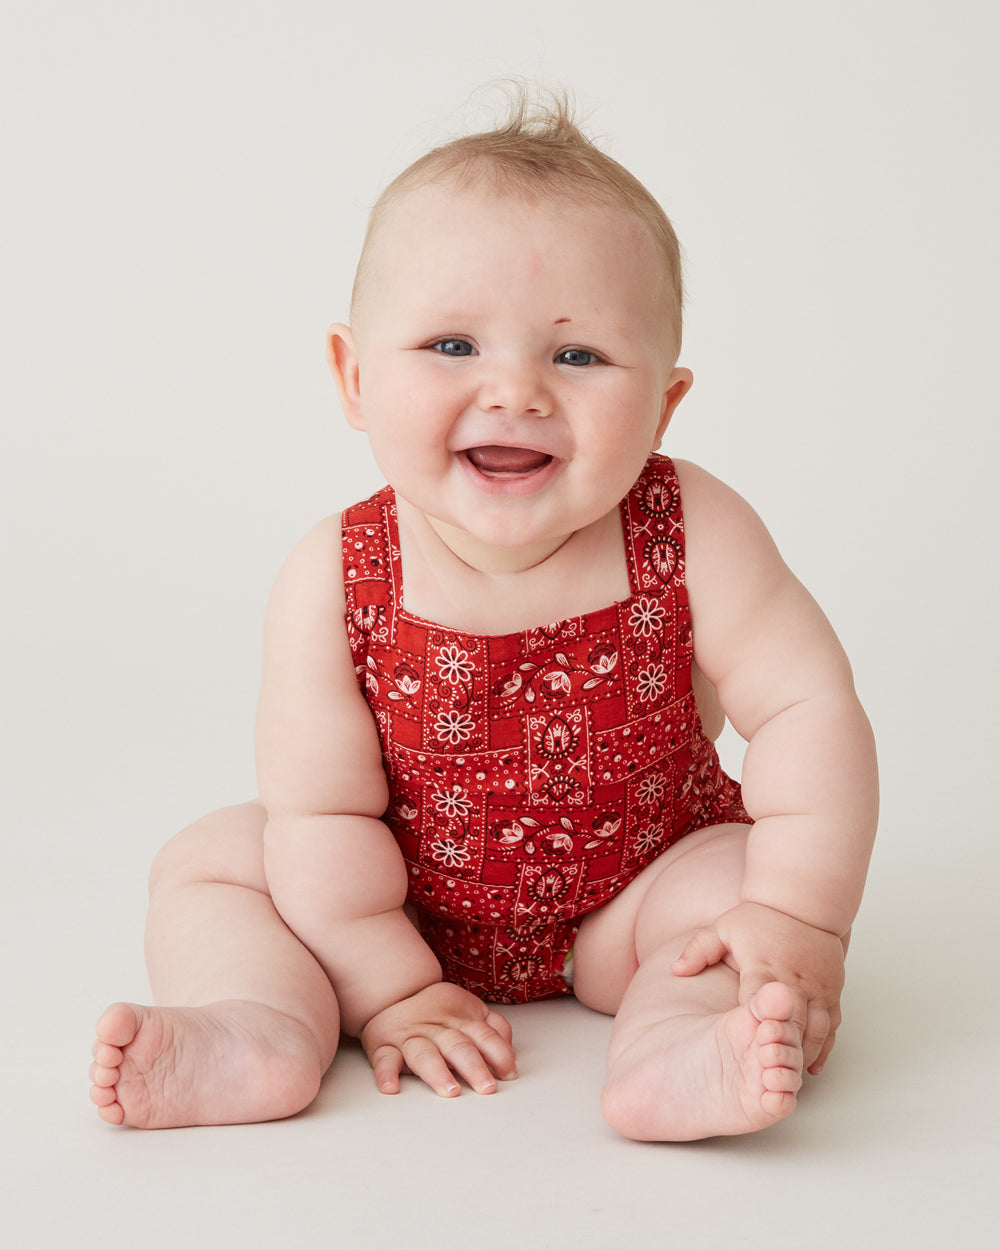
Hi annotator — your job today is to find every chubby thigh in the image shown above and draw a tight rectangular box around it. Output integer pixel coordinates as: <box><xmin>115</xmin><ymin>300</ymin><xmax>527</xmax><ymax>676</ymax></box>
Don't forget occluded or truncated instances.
<box><xmin>571</xmin><ymin>822</ymin><xmax>750</xmax><ymax>1015</ymax></box>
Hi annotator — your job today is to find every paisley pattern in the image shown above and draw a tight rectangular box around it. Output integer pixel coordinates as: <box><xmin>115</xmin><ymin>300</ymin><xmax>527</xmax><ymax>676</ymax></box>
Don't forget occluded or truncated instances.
<box><xmin>342</xmin><ymin>454</ymin><xmax>749</xmax><ymax>1003</ymax></box>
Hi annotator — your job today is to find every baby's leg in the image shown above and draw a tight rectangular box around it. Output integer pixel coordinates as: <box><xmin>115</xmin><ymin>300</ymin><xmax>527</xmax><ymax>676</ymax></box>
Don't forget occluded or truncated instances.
<box><xmin>89</xmin><ymin>802</ymin><xmax>340</xmax><ymax>1128</ymax></box>
<box><xmin>573</xmin><ymin>824</ymin><xmax>803</xmax><ymax>1141</ymax></box>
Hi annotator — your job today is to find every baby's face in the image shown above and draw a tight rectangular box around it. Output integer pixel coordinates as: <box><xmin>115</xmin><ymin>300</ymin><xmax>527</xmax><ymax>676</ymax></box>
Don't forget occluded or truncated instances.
<box><xmin>331</xmin><ymin>182</ymin><xmax>690</xmax><ymax>570</ymax></box>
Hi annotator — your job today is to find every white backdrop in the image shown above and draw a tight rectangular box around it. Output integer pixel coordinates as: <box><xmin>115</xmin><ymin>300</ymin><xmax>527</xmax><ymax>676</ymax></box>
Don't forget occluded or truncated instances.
<box><xmin>4</xmin><ymin>2</ymin><xmax>997</xmax><ymax>1246</ymax></box>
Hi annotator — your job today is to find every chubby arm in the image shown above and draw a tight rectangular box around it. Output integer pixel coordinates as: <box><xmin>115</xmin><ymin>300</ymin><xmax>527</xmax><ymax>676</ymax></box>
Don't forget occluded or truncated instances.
<box><xmin>673</xmin><ymin>461</ymin><xmax>878</xmax><ymax>1064</ymax></box>
<box><xmin>677</xmin><ymin>460</ymin><xmax>878</xmax><ymax>932</ymax></box>
<box><xmin>255</xmin><ymin>516</ymin><xmax>443</xmax><ymax>1036</ymax></box>
<box><xmin>257</xmin><ymin>518</ymin><xmax>515</xmax><ymax>1093</ymax></box>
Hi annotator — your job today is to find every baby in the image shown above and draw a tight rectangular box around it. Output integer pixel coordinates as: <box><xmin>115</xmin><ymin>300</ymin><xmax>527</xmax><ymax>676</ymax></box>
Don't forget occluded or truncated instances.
<box><xmin>89</xmin><ymin>92</ymin><xmax>878</xmax><ymax>1141</ymax></box>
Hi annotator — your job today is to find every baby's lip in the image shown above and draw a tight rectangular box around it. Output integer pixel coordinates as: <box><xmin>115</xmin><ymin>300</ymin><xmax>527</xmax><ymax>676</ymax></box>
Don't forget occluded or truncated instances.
<box><xmin>464</xmin><ymin>445</ymin><xmax>553</xmax><ymax>474</ymax></box>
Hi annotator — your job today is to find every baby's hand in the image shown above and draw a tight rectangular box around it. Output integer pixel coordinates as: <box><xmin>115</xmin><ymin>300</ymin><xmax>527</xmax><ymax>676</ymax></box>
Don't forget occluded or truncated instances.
<box><xmin>360</xmin><ymin>982</ymin><xmax>517</xmax><ymax>1097</ymax></box>
<box><xmin>672</xmin><ymin>902</ymin><xmax>847</xmax><ymax>1073</ymax></box>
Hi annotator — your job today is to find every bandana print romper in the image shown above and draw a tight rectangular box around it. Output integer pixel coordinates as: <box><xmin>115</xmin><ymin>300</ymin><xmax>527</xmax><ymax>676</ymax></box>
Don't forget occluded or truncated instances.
<box><xmin>342</xmin><ymin>454</ymin><xmax>750</xmax><ymax>1004</ymax></box>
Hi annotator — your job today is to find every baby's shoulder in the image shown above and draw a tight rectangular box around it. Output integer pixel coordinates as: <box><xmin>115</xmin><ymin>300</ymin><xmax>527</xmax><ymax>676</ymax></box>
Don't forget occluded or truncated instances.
<box><xmin>672</xmin><ymin>457</ymin><xmax>735</xmax><ymax>505</ymax></box>
<box><xmin>670</xmin><ymin>459</ymin><xmax>787</xmax><ymax>596</ymax></box>
<box><xmin>673</xmin><ymin>458</ymin><xmax>769</xmax><ymax>535</ymax></box>
<box><xmin>283</xmin><ymin>512</ymin><xmax>344</xmax><ymax>571</ymax></box>
<box><xmin>267</xmin><ymin>513</ymin><xmax>347</xmax><ymax>619</ymax></box>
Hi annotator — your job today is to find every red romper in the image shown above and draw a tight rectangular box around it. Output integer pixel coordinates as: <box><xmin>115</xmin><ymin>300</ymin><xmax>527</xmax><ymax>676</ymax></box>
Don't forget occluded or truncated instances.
<box><xmin>342</xmin><ymin>454</ymin><xmax>750</xmax><ymax>1004</ymax></box>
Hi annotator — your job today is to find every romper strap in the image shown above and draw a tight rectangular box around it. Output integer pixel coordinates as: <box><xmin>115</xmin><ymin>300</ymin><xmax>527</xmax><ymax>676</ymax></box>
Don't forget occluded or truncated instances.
<box><xmin>620</xmin><ymin>454</ymin><xmax>687</xmax><ymax>598</ymax></box>
<box><xmin>341</xmin><ymin>485</ymin><xmax>397</xmax><ymax>680</ymax></box>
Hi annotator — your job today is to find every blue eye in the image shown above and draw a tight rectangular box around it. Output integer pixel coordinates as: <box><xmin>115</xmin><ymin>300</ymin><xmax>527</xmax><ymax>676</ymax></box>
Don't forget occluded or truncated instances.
<box><xmin>431</xmin><ymin>338</ymin><xmax>475</xmax><ymax>357</ymax></box>
<box><xmin>557</xmin><ymin>348</ymin><xmax>599</xmax><ymax>367</ymax></box>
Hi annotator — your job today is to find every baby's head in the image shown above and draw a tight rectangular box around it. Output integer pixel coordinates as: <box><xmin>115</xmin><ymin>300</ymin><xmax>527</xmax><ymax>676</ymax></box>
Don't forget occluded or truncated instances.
<box><xmin>331</xmin><ymin>89</ymin><xmax>694</xmax><ymax>565</ymax></box>
<box><xmin>350</xmin><ymin>88</ymin><xmax>684</xmax><ymax>359</ymax></box>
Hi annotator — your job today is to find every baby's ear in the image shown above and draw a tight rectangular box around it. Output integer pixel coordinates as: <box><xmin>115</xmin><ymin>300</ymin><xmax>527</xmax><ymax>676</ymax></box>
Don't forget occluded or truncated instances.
<box><xmin>327</xmin><ymin>324</ymin><xmax>364</xmax><ymax>429</ymax></box>
<box><xmin>654</xmin><ymin>367</ymin><xmax>693</xmax><ymax>448</ymax></box>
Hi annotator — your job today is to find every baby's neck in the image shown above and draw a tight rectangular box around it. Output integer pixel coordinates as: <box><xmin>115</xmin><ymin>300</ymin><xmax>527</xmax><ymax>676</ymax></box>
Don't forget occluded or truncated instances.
<box><xmin>395</xmin><ymin>499</ymin><xmax>630</xmax><ymax>635</ymax></box>
<box><xmin>424</xmin><ymin>514</ymin><xmax>573</xmax><ymax>577</ymax></box>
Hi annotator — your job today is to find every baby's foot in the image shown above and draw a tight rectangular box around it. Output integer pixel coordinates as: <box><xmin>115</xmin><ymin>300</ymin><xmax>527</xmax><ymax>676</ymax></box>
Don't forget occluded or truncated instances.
<box><xmin>89</xmin><ymin>1001</ymin><xmax>326</xmax><ymax>1128</ymax></box>
<box><xmin>601</xmin><ymin>981</ymin><xmax>804</xmax><ymax>1141</ymax></box>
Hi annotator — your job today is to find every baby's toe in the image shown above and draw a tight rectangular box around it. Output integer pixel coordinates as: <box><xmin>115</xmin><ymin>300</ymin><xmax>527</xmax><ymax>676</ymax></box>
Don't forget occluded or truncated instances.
<box><xmin>92</xmin><ymin>1039</ymin><xmax>124</xmax><ymax>1069</ymax></box>
<box><xmin>90</xmin><ymin>1080</ymin><xmax>118</xmax><ymax>1107</ymax></box>
<box><xmin>90</xmin><ymin>1061</ymin><xmax>119</xmax><ymax>1088</ymax></box>
<box><xmin>95</xmin><ymin>1003</ymin><xmax>142</xmax><ymax>1049</ymax></box>
<box><xmin>758</xmin><ymin>1040</ymin><xmax>801</xmax><ymax>1071</ymax></box>
<box><xmin>760</xmin><ymin>1088</ymin><xmax>798</xmax><ymax>1119</ymax></box>
<box><xmin>750</xmin><ymin>981</ymin><xmax>798</xmax><ymax>1025</ymax></box>
<box><xmin>97</xmin><ymin>1100</ymin><xmax>126</xmax><ymax>1125</ymax></box>
<box><xmin>761</xmin><ymin>1062</ymin><xmax>802</xmax><ymax>1094</ymax></box>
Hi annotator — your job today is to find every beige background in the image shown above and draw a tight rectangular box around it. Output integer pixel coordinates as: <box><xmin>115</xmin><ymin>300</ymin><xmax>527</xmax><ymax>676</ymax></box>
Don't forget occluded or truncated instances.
<box><xmin>4</xmin><ymin>1</ymin><xmax>996</xmax><ymax>1245</ymax></box>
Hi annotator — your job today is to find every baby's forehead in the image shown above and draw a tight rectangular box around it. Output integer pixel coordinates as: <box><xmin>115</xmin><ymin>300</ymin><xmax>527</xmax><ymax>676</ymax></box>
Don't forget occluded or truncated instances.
<box><xmin>366</xmin><ymin>180</ymin><xmax>666</xmax><ymax>290</ymax></box>
<box><xmin>381</xmin><ymin>175</ymin><xmax>644</xmax><ymax>238</ymax></box>
<box><xmin>353</xmin><ymin>174</ymin><xmax>681</xmax><ymax>351</ymax></box>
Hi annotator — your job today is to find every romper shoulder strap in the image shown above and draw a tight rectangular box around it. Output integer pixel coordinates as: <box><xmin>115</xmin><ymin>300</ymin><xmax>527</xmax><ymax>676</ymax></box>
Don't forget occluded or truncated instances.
<box><xmin>341</xmin><ymin>484</ymin><xmax>397</xmax><ymax>682</ymax></box>
<box><xmin>620</xmin><ymin>454</ymin><xmax>687</xmax><ymax>597</ymax></box>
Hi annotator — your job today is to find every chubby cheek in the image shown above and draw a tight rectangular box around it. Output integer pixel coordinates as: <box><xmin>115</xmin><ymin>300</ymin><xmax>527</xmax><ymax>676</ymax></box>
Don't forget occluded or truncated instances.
<box><xmin>366</xmin><ymin>366</ymin><xmax>459</xmax><ymax>436</ymax></box>
<box><xmin>360</xmin><ymin>406</ymin><xmax>452</xmax><ymax>492</ymax></box>
<box><xmin>580</xmin><ymin>403</ymin><xmax>664</xmax><ymax>462</ymax></box>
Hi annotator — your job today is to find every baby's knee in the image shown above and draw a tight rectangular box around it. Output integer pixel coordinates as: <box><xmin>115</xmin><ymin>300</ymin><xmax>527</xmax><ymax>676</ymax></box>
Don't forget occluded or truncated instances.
<box><xmin>148</xmin><ymin>801</ymin><xmax>267</xmax><ymax>894</ymax></box>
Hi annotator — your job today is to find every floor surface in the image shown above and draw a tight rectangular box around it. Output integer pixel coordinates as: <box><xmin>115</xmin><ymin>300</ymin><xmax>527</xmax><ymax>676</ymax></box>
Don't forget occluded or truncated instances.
<box><xmin>8</xmin><ymin>842</ymin><xmax>996</xmax><ymax>1250</ymax></box>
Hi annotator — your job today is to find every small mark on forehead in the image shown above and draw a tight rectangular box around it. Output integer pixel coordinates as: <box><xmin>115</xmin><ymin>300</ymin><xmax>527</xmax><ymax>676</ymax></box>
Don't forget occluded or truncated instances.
<box><xmin>554</xmin><ymin>316</ymin><xmax>571</xmax><ymax>325</ymax></box>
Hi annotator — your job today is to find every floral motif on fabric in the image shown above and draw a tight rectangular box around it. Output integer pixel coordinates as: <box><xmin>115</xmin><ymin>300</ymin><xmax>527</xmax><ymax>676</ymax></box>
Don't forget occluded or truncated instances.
<box><xmin>342</xmin><ymin>455</ymin><xmax>749</xmax><ymax>1003</ymax></box>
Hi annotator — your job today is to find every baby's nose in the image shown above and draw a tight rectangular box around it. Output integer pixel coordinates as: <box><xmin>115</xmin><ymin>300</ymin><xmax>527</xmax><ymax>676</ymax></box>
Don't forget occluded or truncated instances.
<box><xmin>478</xmin><ymin>359</ymin><xmax>553</xmax><ymax>417</ymax></box>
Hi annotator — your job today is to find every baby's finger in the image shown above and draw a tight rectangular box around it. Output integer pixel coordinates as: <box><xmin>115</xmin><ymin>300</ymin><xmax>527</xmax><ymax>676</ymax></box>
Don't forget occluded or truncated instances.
<box><xmin>671</xmin><ymin>927</ymin><xmax>727</xmax><ymax>977</ymax></box>
<box><xmin>485</xmin><ymin>1007</ymin><xmax>514</xmax><ymax>1045</ymax></box>
<box><xmin>808</xmin><ymin>1027</ymin><xmax>837</xmax><ymax>1076</ymax></box>
<box><xmin>802</xmin><ymin>1002</ymin><xmax>831</xmax><ymax>1071</ymax></box>
<box><xmin>399</xmin><ymin>1035</ymin><xmax>463</xmax><ymax>1097</ymax></box>
<box><xmin>806</xmin><ymin>999</ymin><xmax>840</xmax><ymax>1074</ymax></box>
<box><xmin>369</xmin><ymin>1043</ymin><xmax>405</xmax><ymax>1095</ymax></box>
<box><xmin>431</xmin><ymin>1028</ymin><xmax>505</xmax><ymax>1095</ymax></box>
<box><xmin>466</xmin><ymin>1015</ymin><xmax>518</xmax><ymax>1081</ymax></box>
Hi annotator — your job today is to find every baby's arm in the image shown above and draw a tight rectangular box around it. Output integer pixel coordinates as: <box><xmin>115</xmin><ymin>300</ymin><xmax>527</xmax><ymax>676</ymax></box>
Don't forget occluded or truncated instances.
<box><xmin>673</xmin><ymin>462</ymin><xmax>878</xmax><ymax>1065</ymax></box>
<box><xmin>256</xmin><ymin>517</ymin><xmax>514</xmax><ymax>1094</ymax></box>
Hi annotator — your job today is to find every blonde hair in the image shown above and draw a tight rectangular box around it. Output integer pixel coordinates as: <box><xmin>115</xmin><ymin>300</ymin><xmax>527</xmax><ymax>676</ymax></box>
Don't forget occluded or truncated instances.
<box><xmin>351</xmin><ymin>86</ymin><xmax>684</xmax><ymax>354</ymax></box>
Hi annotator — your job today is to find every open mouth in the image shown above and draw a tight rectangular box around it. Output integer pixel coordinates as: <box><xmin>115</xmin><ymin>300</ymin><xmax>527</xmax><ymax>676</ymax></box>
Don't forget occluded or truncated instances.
<box><xmin>464</xmin><ymin>446</ymin><xmax>553</xmax><ymax>476</ymax></box>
